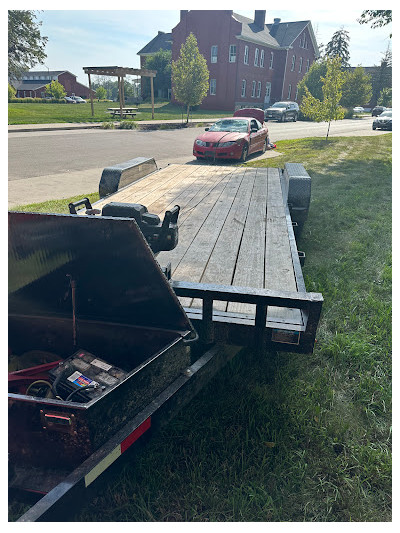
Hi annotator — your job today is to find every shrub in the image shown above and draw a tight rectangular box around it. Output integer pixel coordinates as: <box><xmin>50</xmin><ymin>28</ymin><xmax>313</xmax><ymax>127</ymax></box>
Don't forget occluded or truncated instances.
<box><xmin>118</xmin><ymin>120</ymin><xmax>137</xmax><ymax>129</ymax></box>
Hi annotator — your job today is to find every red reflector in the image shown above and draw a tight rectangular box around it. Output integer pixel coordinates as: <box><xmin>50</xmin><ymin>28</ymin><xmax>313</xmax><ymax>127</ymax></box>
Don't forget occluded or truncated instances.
<box><xmin>120</xmin><ymin>417</ymin><xmax>151</xmax><ymax>453</ymax></box>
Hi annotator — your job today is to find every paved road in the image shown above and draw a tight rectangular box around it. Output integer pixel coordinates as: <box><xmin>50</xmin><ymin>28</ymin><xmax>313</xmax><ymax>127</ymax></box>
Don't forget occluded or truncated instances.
<box><xmin>8</xmin><ymin>116</ymin><xmax>386</xmax><ymax>207</ymax></box>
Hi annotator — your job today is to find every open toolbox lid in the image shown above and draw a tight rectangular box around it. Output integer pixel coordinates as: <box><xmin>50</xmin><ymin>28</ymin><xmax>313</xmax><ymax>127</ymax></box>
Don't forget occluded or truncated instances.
<box><xmin>8</xmin><ymin>211</ymin><xmax>195</xmax><ymax>338</ymax></box>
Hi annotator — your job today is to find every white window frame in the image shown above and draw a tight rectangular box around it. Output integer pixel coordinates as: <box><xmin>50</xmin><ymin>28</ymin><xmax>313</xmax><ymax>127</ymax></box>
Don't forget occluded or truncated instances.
<box><xmin>287</xmin><ymin>84</ymin><xmax>292</xmax><ymax>100</ymax></box>
<box><xmin>269</xmin><ymin>52</ymin><xmax>274</xmax><ymax>69</ymax></box>
<box><xmin>211</xmin><ymin>45</ymin><xmax>218</xmax><ymax>63</ymax></box>
<box><xmin>257</xmin><ymin>81</ymin><xmax>262</xmax><ymax>98</ymax></box>
<box><xmin>306</xmin><ymin>59</ymin><xmax>310</xmax><ymax>72</ymax></box>
<box><xmin>210</xmin><ymin>78</ymin><xmax>216</xmax><ymax>95</ymax></box>
<box><xmin>241</xmin><ymin>79</ymin><xmax>246</xmax><ymax>97</ymax></box>
<box><xmin>254</xmin><ymin>48</ymin><xmax>260</xmax><ymax>66</ymax></box>
<box><xmin>295</xmin><ymin>85</ymin><xmax>299</xmax><ymax>100</ymax></box>
<box><xmin>291</xmin><ymin>55</ymin><xmax>296</xmax><ymax>71</ymax></box>
<box><xmin>260</xmin><ymin>49</ymin><xmax>264</xmax><ymax>68</ymax></box>
<box><xmin>244</xmin><ymin>45</ymin><xmax>249</xmax><ymax>65</ymax></box>
<box><xmin>229</xmin><ymin>44</ymin><xmax>237</xmax><ymax>63</ymax></box>
<box><xmin>299</xmin><ymin>57</ymin><xmax>303</xmax><ymax>73</ymax></box>
<box><xmin>251</xmin><ymin>80</ymin><xmax>256</xmax><ymax>97</ymax></box>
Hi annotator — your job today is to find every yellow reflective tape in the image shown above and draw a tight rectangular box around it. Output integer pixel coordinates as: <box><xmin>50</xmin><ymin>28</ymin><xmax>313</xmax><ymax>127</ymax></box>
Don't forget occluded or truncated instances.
<box><xmin>84</xmin><ymin>445</ymin><xmax>121</xmax><ymax>487</ymax></box>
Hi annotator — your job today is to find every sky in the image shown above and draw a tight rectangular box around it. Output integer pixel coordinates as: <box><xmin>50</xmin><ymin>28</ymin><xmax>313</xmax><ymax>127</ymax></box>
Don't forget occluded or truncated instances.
<box><xmin>17</xmin><ymin>2</ymin><xmax>393</xmax><ymax>86</ymax></box>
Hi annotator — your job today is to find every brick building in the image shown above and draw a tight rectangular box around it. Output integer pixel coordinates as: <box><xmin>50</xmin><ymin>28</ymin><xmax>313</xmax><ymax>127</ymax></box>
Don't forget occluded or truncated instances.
<box><xmin>171</xmin><ymin>10</ymin><xmax>319</xmax><ymax>111</ymax></box>
<box><xmin>13</xmin><ymin>70</ymin><xmax>94</xmax><ymax>99</ymax></box>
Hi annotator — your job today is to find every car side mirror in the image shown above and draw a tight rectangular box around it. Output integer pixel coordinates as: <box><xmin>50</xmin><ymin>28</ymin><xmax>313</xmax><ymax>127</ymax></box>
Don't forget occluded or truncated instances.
<box><xmin>251</xmin><ymin>127</ymin><xmax>258</xmax><ymax>133</ymax></box>
<box><xmin>205</xmin><ymin>127</ymin><xmax>209</xmax><ymax>131</ymax></box>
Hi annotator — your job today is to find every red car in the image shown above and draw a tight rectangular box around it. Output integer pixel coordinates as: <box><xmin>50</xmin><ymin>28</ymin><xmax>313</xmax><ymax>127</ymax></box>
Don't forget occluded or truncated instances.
<box><xmin>193</xmin><ymin>108</ymin><xmax>269</xmax><ymax>162</ymax></box>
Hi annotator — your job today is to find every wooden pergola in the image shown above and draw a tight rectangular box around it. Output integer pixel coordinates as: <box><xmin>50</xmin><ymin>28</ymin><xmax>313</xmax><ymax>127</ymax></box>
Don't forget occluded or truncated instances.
<box><xmin>83</xmin><ymin>66</ymin><xmax>157</xmax><ymax>119</ymax></box>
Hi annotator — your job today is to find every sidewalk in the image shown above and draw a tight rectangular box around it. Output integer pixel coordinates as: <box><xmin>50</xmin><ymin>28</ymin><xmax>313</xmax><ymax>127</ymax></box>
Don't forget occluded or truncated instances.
<box><xmin>8</xmin><ymin>117</ymin><xmax>218</xmax><ymax>133</ymax></box>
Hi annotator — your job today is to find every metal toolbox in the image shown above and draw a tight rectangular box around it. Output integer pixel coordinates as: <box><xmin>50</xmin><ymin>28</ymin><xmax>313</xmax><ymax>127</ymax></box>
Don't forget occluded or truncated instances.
<box><xmin>8</xmin><ymin>212</ymin><xmax>196</xmax><ymax>469</ymax></box>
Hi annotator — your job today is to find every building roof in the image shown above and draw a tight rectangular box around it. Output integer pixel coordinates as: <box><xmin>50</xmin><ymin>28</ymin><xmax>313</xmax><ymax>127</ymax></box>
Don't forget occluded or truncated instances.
<box><xmin>13</xmin><ymin>81</ymin><xmax>48</xmax><ymax>91</ymax></box>
<box><xmin>233</xmin><ymin>12</ymin><xmax>315</xmax><ymax>52</ymax></box>
<box><xmin>137</xmin><ymin>31</ymin><xmax>172</xmax><ymax>55</ymax></box>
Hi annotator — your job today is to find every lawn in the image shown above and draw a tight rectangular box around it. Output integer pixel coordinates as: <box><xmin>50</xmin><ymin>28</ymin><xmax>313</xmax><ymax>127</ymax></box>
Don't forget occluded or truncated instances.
<box><xmin>8</xmin><ymin>100</ymin><xmax>228</xmax><ymax>125</ymax></box>
<box><xmin>9</xmin><ymin>134</ymin><xmax>392</xmax><ymax>522</ymax></box>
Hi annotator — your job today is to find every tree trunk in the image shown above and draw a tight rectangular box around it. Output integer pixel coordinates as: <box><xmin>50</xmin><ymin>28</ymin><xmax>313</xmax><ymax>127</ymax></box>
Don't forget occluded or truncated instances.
<box><xmin>326</xmin><ymin>121</ymin><xmax>331</xmax><ymax>140</ymax></box>
<box><xmin>186</xmin><ymin>104</ymin><xmax>190</xmax><ymax>124</ymax></box>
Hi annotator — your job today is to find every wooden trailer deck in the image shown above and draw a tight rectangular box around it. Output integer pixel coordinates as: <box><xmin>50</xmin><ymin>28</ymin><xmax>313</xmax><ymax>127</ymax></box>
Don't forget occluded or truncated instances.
<box><xmin>93</xmin><ymin>163</ymin><xmax>305</xmax><ymax>336</ymax></box>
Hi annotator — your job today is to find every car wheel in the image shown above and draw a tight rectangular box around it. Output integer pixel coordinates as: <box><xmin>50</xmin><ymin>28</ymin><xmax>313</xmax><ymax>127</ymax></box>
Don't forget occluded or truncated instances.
<box><xmin>372</xmin><ymin>125</ymin><xmax>376</xmax><ymax>130</ymax></box>
<box><xmin>280</xmin><ymin>114</ymin><xmax>285</xmax><ymax>122</ymax></box>
<box><xmin>240</xmin><ymin>144</ymin><xmax>248</xmax><ymax>162</ymax></box>
<box><xmin>262</xmin><ymin>138</ymin><xmax>268</xmax><ymax>153</ymax></box>
<box><xmin>293</xmin><ymin>113</ymin><xmax>298</xmax><ymax>122</ymax></box>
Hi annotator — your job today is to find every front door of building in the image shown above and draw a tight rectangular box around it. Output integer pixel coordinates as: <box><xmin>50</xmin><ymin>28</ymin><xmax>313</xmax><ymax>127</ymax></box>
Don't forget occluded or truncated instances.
<box><xmin>264</xmin><ymin>82</ymin><xmax>271</xmax><ymax>107</ymax></box>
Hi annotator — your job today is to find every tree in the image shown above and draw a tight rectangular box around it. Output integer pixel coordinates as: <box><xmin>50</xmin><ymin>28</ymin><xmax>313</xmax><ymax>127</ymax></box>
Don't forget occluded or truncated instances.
<box><xmin>297</xmin><ymin>58</ymin><xmax>327</xmax><ymax>102</ymax></box>
<box><xmin>143</xmin><ymin>50</ymin><xmax>171</xmax><ymax>99</ymax></box>
<box><xmin>300</xmin><ymin>56</ymin><xmax>346</xmax><ymax>139</ymax></box>
<box><xmin>8</xmin><ymin>83</ymin><xmax>16</xmax><ymax>99</ymax></box>
<box><xmin>370</xmin><ymin>47</ymin><xmax>392</xmax><ymax>107</ymax></box>
<box><xmin>172</xmin><ymin>33</ymin><xmax>209</xmax><ymax>122</ymax></box>
<box><xmin>358</xmin><ymin>10</ymin><xmax>392</xmax><ymax>36</ymax></box>
<box><xmin>95</xmin><ymin>86</ymin><xmax>107</xmax><ymax>100</ymax></box>
<box><xmin>341</xmin><ymin>67</ymin><xmax>372</xmax><ymax>109</ymax></box>
<box><xmin>45</xmin><ymin>80</ymin><xmax>66</xmax><ymax>99</ymax></box>
<box><xmin>378</xmin><ymin>87</ymin><xmax>392</xmax><ymax>107</ymax></box>
<box><xmin>8</xmin><ymin>10</ymin><xmax>48</xmax><ymax>80</ymax></box>
<box><xmin>325</xmin><ymin>28</ymin><xmax>350</xmax><ymax>67</ymax></box>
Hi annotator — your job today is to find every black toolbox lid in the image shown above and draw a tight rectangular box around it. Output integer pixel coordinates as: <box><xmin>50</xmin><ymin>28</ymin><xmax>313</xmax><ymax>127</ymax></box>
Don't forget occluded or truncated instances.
<box><xmin>8</xmin><ymin>211</ymin><xmax>194</xmax><ymax>337</ymax></box>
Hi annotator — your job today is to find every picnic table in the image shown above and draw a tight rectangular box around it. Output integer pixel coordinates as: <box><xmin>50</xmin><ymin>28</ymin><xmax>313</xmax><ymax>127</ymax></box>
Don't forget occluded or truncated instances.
<box><xmin>106</xmin><ymin>107</ymin><xmax>138</xmax><ymax>118</ymax></box>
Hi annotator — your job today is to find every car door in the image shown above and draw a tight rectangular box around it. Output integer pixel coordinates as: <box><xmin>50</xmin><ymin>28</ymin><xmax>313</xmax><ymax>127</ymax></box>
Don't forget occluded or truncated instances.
<box><xmin>250</xmin><ymin>119</ymin><xmax>265</xmax><ymax>152</ymax></box>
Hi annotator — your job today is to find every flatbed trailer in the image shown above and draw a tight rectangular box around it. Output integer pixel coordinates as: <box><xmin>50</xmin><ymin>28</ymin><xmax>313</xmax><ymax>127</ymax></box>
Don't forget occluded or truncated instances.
<box><xmin>9</xmin><ymin>160</ymin><xmax>322</xmax><ymax>522</ymax></box>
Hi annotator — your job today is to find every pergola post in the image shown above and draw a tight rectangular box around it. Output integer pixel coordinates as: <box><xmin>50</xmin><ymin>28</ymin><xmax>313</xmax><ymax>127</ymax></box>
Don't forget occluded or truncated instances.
<box><xmin>88</xmin><ymin>73</ymin><xmax>94</xmax><ymax>117</ymax></box>
<box><xmin>150</xmin><ymin>76</ymin><xmax>155</xmax><ymax>119</ymax></box>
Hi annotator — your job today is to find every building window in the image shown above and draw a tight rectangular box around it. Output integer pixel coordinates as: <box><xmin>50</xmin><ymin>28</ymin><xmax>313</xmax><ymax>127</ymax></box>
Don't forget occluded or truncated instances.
<box><xmin>306</xmin><ymin>59</ymin><xmax>310</xmax><ymax>72</ymax></box>
<box><xmin>241</xmin><ymin>79</ymin><xmax>246</xmax><ymax>97</ymax></box>
<box><xmin>254</xmin><ymin>48</ymin><xmax>259</xmax><ymax>66</ymax></box>
<box><xmin>288</xmin><ymin>84</ymin><xmax>292</xmax><ymax>99</ymax></box>
<box><xmin>244</xmin><ymin>45</ymin><xmax>249</xmax><ymax>65</ymax></box>
<box><xmin>257</xmin><ymin>81</ymin><xmax>262</xmax><ymax>98</ymax></box>
<box><xmin>229</xmin><ymin>45</ymin><xmax>237</xmax><ymax>63</ymax></box>
<box><xmin>260</xmin><ymin>49</ymin><xmax>264</xmax><ymax>68</ymax></box>
<box><xmin>295</xmin><ymin>85</ymin><xmax>299</xmax><ymax>100</ymax></box>
<box><xmin>299</xmin><ymin>57</ymin><xmax>303</xmax><ymax>73</ymax></box>
<box><xmin>291</xmin><ymin>55</ymin><xmax>296</xmax><ymax>71</ymax></box>
<box><xmin>269</xmin><ymin>52</ymin><xmax>274</xmax><ymax>69</ymax></box>
<box><xmin>251</xmin><ymin>80</ymin><xmax>256</xmax><ymax>97</ymax></box>
<box><xmin>210</xmin><ymin>79</ymin><xmax>216</xmax><ymax>95</ymax></box>
<box><xmin>211</xmin><ymin>45</ymin><xmax>218</xmax><ymax>63</ymax></box>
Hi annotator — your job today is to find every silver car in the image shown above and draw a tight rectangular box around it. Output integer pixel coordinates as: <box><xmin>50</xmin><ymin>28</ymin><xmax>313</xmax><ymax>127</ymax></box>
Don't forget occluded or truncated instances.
<box><xmin>264</xmin><ymin>101</ymin><xmax>299</xmax><ymax>122</ymax></box>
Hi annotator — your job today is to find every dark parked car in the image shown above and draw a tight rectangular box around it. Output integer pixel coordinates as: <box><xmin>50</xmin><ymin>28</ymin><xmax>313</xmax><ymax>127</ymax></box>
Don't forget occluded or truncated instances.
<box><xmin>371</xmin><ymin>106</ymin><xmax>387</xmax><ymax>117</ymax></box>
<box><xmin>264</xmin><ymin>101</ymin><xmax>299</xmax><ymax>122</ymax></box>
<box><xmin>372</xmin><ymin>110</ymin><xmax>392</xmax><ymax>131</ymax></box>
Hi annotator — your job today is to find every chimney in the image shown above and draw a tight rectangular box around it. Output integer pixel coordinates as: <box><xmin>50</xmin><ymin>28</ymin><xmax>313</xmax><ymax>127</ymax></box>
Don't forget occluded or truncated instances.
<box><xmin>270</xmin><ymin>18</ymin><xmax>281</xmax><ymax>37</ymax></box>
<box><xmin>254</xmin><ymin>10</ymin><xmax>266</xmax><ymax>29</ymax></box>
<box><xmin>180</xmin><ymin>10</ymin><xmax>188</xmax><ymax>21</ymax></box>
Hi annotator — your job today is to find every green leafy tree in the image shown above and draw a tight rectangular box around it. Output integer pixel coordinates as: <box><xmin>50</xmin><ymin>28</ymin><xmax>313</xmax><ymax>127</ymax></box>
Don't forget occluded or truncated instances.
<box><xmin>45</xmin><ymin>80</ymin><xmax>66</xmax><ymax>99</ymax></box>
<box><xmin>142</xmin><ymin>49</ymin><xmax>171</xmax><ymax>99</ymax></box>
<box><xmin>341</xmin><ymin>67</ymin><xmax>372</xmax><ymax>109</ymax></box>
<box><xmin>172</xmin><ymin>33</ymin><xmax>209</xmax><ymax>122</ymax></box>
<box><xmin>358</xmin><ymin>10</ymin><xmax>392</xmax><ymax>37</ymax></box>
<box><xmin>301</xmin><ymin>56</ymin><xmax>346</xmax><ymax>139</ymax></box>
<box><xmin>8</xmin><ymin>10</ymin><xmax>48</xmax><ymax>80</ymax></box>
<box><xmin>95</xmin><ymin>86</ymin><xmax>107</xmax><ymax>100</ymax></box>
<box><xmin>370</xmin><ymin>47</ymin><xmax>392</xmax><ymax>107</ymax></box>
<box><xmin>8</xmin><ymin>83</ymin><xmax>16</xmax><ymax>99</ymax></box>
<box><xmin>297</xmin><ymin>58</ymin><xmax>327</xmax><ymax>101</ymax></box>
<box><xmin>378</xmin><ymin>87</ymin><xmax>392</xmax><ymax>107</ymax></box>
<box><xmin>325</xmin><ymin>28</ymin><xmax>350</xmax><ymax>67</ymax></box>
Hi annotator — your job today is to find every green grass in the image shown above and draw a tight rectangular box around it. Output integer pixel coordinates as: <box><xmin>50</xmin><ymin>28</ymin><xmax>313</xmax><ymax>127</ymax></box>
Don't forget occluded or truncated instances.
<box><xmin>10</xmin><ymin>135</ymin><xmax>392</xmax><ymax>521</ymax></box>
<box><xmin>8</xmin><ymin>100</ymin><xmax>228</xmax><ymax>125</ymax></box>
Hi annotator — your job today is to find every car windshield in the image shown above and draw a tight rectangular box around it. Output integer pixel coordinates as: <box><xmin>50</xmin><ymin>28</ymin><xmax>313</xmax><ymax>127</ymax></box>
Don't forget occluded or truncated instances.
<box><xmin>271</xmin><ymin>103</ymin><xmax>287</xmax><ymax>108</ymax></box>
<box><xmin>380</xmin><ymin>111</ymin><xmax>392</xmax><ymax>117</ymax></box>
<box><xmin>209</xmin><ymin>119</ymin><xmax>249</xmax><ymax>133</ymax></box>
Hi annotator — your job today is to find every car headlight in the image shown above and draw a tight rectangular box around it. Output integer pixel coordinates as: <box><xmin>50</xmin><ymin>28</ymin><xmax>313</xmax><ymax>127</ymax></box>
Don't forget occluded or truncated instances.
<box><xmin>195</xmin><ymin>139</ymin><xmax>206</xmax><ymax>146</ymax></box>
<box><xmin>218</xmin><ymin>141</ymin><xmax>236</xmax><ymax>147</ymax></box>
